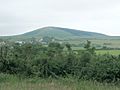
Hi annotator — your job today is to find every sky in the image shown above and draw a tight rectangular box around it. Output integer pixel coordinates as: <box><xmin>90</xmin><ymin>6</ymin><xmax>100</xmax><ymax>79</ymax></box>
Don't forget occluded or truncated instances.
<box><xmin>0</xmin><ymin>0</ymin><xmax>120</xmax><ymax>36</ymax></box>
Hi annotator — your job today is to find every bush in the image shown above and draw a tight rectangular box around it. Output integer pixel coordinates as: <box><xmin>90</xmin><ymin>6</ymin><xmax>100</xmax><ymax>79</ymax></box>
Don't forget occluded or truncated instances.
<box><xmin>0</xmin><ymin>41</ymin><xmax>120</xmax><ymax>83</ymax></box>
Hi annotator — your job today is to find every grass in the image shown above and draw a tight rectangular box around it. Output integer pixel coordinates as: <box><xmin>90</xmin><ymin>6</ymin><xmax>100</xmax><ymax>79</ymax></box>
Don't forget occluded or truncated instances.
<box><xmin>67</xmin><ymin>39</ymin><xmax>120</xmax><ymax>49</ymax></box>
<box><xmin>96</xmin><ymin>50</ymin><xmax>120</xmax><ymax>55</ymax></box>
<box><xmin>71</xmin><ymin>47</ymin><xmax>120</xmax><ymax>55</ymax></box>
<box><xmin>0</xmin><ymin>74</ymin><xmax>120</xmax><ymax>90</ymax></box>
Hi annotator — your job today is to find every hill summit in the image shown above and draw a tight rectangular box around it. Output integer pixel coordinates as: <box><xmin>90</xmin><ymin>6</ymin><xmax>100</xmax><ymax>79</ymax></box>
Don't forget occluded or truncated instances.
<box><xmin>22</xmin><ymin>26</ymin><xmax>108</xmax><ymax>39</ymax></box>
<box><xmin>1</xmin><ymin>26</ymin><xmax>109</xmax><ymax>41</ymax></box>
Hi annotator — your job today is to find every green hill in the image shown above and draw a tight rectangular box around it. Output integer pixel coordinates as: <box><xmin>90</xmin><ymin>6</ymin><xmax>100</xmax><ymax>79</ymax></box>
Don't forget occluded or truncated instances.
<box><xmin>0</xmin><ymin>26</ymin><xmax>110</xmax><ymax>41</ymax></box>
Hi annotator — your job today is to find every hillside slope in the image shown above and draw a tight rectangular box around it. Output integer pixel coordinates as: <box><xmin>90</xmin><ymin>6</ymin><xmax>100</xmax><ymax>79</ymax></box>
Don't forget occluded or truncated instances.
<box><xmin>0</xmin><ymin>26</ymin><xmax>109</xmax><ymax>41</ymax></box>
<box><xmin>23</xmin><ymin>27</ymin><xmax>108</xmax><ymax>38</ymax></box>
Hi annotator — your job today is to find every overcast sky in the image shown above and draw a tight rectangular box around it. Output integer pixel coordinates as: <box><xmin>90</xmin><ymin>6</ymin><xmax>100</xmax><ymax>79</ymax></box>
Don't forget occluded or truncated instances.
<box><xmin>0</xmin><ymin>0</ymin><xmax>120</xmax><ymax>36</ymax></box>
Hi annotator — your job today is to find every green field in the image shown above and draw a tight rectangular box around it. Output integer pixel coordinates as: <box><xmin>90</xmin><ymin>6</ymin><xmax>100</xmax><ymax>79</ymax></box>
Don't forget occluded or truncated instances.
<box><xmin>0</xmin><ymin>74</ymin><xmax>120</xmax><ymax>90</ymax></box>
<box><xmin>71</xmin><ymin>47</ymin><xmax>120</xmax><ymax>55</ymax></box>
<box><xmin>70</xmin><ymin>39</ymin><xmax>120</xmax><ymax>55</ymax></box>
<box><xmin>66</xmin><ymin>39</ymin><xmax>120</xmax><ymax>49</ymax></box>
<box><xmin>96</xmin><ymin>50</ymin><xmax>120</xmax><ymax>55</ymax></box>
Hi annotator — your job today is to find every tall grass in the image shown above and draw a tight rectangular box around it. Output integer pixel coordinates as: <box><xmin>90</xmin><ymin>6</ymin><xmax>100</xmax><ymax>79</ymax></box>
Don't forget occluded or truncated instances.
<box><xmin>0</xmin><ymin>74</ymin><xmax>120</xmax><ymax>90</ymax></box>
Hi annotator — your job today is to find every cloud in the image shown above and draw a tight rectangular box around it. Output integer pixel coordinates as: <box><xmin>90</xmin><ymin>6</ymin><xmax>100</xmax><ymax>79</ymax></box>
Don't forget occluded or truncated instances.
<box><xmin>0</xmin><ymin>0</ymin><xmax>120</xmax><ymax>36</ymax></box>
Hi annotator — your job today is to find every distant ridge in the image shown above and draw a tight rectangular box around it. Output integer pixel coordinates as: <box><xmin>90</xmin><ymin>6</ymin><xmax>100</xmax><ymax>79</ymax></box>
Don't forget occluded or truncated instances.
<box><xmin>22</xmin><ymin>26</ymin><xmax>108</xmax><ymax>38</ymax></box>
<box><xmin>0</xmin><ymin>26</ymin><xmax>112</xmax><ymax>41</ymax></box>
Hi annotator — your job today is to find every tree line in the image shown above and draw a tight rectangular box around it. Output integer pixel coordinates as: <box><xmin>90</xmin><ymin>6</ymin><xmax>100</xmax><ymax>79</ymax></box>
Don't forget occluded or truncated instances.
<box><xmin>0</xmin><ymin>40</ymin><xmax>120</xmax><ymax>83</ymax></box>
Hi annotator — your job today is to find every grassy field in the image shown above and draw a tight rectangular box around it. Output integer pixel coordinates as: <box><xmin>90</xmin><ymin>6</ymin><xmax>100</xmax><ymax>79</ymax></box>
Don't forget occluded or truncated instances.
<box><xmin>71</xmin><ymin>46</ymin><xmax>120</xmax><ymax>55</ymax></box>
<box><xmin>66</xmin><ymin>39</ymin><xmax>120</xmax><ymax>49</ymax></box>
<box><xmin>68</xmin><ymin>38</ymin><xmax>120</xmax><ymax>56</ymax></box>
<box><xmin>0</xmin><ymin>74</ymin><xmax>120</xmax><ymax>90</ymax></box>
<box><xmin>96</xmin><ymin>50</ymin><xmax>120</xmax><ymax>55</ymax></box>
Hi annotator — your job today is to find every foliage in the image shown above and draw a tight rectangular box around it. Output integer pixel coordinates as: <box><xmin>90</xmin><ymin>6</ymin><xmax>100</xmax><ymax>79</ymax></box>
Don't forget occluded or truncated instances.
<box><xmin>0</xmin><ymin>41</ymin><xmax>120</xmax><ymax>83</ymax></box>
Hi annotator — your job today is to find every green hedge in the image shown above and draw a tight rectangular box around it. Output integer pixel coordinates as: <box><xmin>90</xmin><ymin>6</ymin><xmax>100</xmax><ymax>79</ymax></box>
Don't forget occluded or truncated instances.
<box><xmin>0</xmin><ymin>42</ymin><xmax>120</xmax><ymax>83</ymax></box>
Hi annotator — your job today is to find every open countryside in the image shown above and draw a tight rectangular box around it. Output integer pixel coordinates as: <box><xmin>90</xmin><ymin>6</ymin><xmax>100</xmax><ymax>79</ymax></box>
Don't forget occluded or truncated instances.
<box><xmin>0</xmin><ymin>27</ymin><xmax>120</xmax><ymax>90</ymax></box>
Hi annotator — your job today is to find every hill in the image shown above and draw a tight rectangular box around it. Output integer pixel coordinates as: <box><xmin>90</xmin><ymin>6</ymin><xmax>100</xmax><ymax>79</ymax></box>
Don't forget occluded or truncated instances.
<box><xmin>0</xmin><ymin>26</ymin><xmax>111</xmax><ymax>41</ymax></box>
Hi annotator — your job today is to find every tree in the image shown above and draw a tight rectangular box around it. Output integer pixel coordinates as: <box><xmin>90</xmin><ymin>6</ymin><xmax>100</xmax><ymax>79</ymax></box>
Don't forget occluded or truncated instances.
<box><xmin>84</xmin><ymin>40</ymin><xmax>91</xmax><ymax>50</ymax></box>
<box><xmin>84</xmin><ymin>40</ymin><xmax>95</xmax><ymax>54</ymax></box>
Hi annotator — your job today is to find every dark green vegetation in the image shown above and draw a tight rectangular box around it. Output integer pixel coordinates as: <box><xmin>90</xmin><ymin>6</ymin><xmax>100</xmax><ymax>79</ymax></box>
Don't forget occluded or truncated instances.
<box><xmin>0</xmin><ymin>41</ymin><xmax>120</xmax><ymax>83</ymax></box>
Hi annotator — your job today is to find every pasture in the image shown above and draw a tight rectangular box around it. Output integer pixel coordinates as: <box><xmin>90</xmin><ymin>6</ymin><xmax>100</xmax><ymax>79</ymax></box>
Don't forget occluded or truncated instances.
<box><xmin>66</xmin><ymin>38</ymin><xmax>120</xmax><ymax>49</ymax></box>
<box><xmin>70</xmin><ymin>38</ymin><xmax>120</xmax><ymax>55</ymax></box>
<box><xmin>96</xmin><ymin>50</ymin><xmax>120</xmax><ymax>55</ymax></box>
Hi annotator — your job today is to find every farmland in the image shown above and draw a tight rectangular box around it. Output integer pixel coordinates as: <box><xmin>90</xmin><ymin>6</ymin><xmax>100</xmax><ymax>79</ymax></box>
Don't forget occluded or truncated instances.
<box><xmin>68</xmin><ymin>38</ymin><xmax>120</xmax><ymax>55</ymax></box>
<box><xmin>96</xmin><ymin>50</ymin><xmax>120</xmax><ymax>55</ymax></box>
<box><xmin>66</xmin><ymin>38</ymin><xmax>120</xmax><ymax>49</ymax></box>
